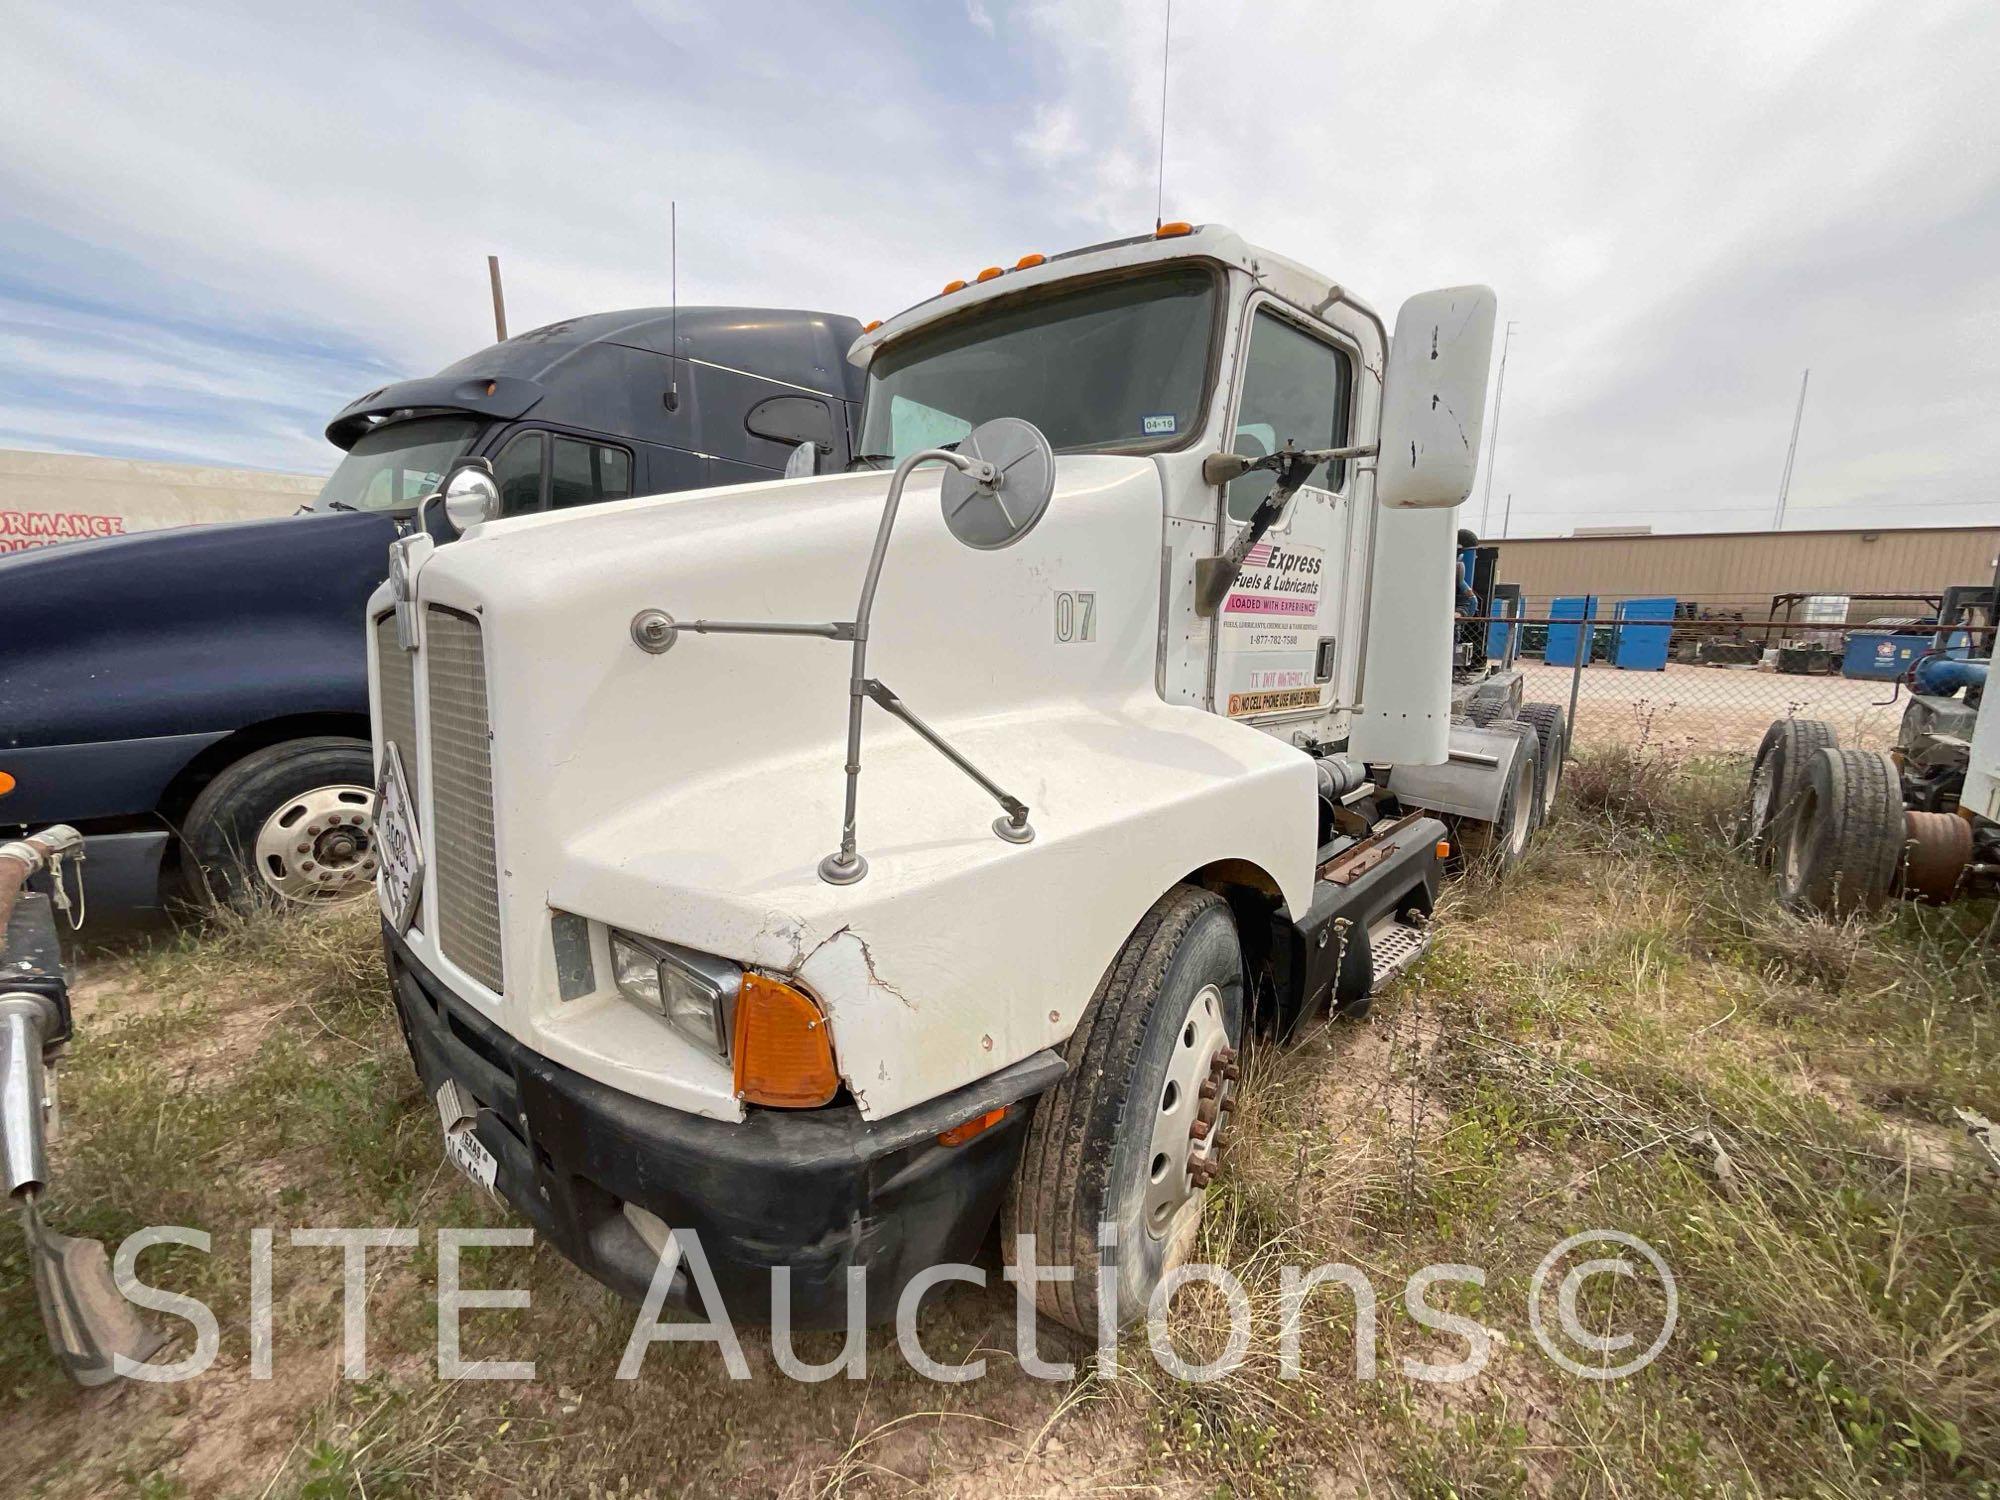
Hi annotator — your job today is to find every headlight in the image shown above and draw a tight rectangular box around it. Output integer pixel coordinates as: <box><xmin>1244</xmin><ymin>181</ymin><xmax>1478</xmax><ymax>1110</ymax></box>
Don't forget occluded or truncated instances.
<box><xmin>609</xmin><ymin>931</ymin><xmax>740</xmax><ymax>1057</ymax></box>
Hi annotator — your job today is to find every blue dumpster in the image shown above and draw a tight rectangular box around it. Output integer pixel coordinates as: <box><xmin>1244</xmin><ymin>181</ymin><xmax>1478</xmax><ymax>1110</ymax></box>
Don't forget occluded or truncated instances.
<box><xmin>1841</xmin><ymin>628</ymin><xmax>1970</xmax><ymax>681</ymax></box>
<box><xmin>1611</xmin><ymin>596</ymin><xmax>1676</xmax><ymax>671</ymax></box>
<box><xmin>1544</xmin><ymin>595</ymin><xmax>1597</xmax><ymax>667</ymax></box>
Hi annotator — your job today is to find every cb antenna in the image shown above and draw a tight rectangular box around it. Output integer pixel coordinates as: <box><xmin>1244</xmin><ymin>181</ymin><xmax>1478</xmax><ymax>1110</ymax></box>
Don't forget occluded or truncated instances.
<box><xmin>1154</xmin><ymin>0</ymin><xmax>1172</xmax><ymax>231</ymax></box>
<box><xmin>667</xmin><ymin>201</ymin><xmax>680</xmax><ymax>412</ymax></box>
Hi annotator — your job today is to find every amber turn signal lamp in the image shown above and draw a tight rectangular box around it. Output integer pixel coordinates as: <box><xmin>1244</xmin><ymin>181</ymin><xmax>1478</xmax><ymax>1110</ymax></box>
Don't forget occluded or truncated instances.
<box><xmin>0</xmin><ymin>771</ymin><xmax>14</xmax><ymax>797</ymax></box>
<box><xmin>938</xmin><ymin>1106</ymin><xmax>1007</xmax><ymax>1147</ymax></box>
<box><xmin>732</xmin><ymin>973</ymin><xmax>839</xmax><ymax>1108</ymax></box>
<box><xmin>1014</xmin><ymin>253</ymin><xmax>1045</xmax><ymax>270</ymax></box>
<box><xmin>975</xmin><ymin>265</ymin><xmax>1003</xmax><ymax>282</ymax></box>
<box><xmin>942</xmin><ymin>278</ymin><xmax>968</xmax><ymax>294</ymax></box>
<box><xmin>1435</xmin><ymin>840</ymin><xmax>1451</xmax><ymax>859</ymax></box>
<box><xmin>1155</xmin><ymin>220</ymin><xmax>1194</xmax><ymax>238</ymax></box>
<box><xmin>862</xmin><ymin>319</ymin><xmax>882</xmax><ymax>332</ymax></box>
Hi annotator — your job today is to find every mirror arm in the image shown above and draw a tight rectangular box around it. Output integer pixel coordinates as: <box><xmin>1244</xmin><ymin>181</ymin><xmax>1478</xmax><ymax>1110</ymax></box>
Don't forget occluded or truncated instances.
<box><xmin>1195</xmin><ymin>443</ymin><xmax>1378</xmax><ymax>616</ymax></box>
<box><xmin>859</xmin><ymin>678</ymin><xmax>1032</xmax><ymax>840</ymax></box>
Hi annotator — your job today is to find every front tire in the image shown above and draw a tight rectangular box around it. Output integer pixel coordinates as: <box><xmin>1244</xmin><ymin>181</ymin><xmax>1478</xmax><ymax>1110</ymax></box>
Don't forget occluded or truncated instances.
<box><xmin>1003</xmin><ymin>886</ymin><xmax>1245</xmax><ymax>1342</ymax></box>
<box><xmin>181</xmin><ymin>737</ymin><xmax>378</xmax><ymax>910</ymax></box>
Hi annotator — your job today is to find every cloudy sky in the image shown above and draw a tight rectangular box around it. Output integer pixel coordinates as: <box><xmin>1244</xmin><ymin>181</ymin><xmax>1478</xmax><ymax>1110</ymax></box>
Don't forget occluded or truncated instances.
<box><xmin>3</xmin><ymin>0</ymin><xmax>1995</xmax><ymax>537</ymax></box>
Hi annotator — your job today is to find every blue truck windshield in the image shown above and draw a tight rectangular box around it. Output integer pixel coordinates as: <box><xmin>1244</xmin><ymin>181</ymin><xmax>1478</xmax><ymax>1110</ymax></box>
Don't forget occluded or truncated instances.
<box><xmin>859</xmin><ymin>267</ymin><xmax>1215</xmax><ymax>461</ymax></box>
<box><xmin>315</xmin><ymin>416</ymin><xmax>479</xmax><ymax>512</ymax></box>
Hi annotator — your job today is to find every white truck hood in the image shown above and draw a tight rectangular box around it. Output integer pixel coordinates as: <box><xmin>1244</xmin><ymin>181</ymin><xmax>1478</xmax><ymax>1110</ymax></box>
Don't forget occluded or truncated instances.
<box><xmin>398</xmin><ymin>458</ymin><xmax>1314</xmax><ymax>1119</ymax></box>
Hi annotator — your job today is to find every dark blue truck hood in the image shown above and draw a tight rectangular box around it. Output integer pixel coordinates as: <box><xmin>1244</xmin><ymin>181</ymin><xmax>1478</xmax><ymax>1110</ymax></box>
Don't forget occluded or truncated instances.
<box><xmin>0</xmin><ymin>509</ymin><xmax>400</xmax><ymax>750</ymax></box>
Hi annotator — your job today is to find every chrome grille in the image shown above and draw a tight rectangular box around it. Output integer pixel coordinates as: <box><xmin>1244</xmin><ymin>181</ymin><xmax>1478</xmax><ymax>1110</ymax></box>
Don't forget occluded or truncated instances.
<box><xmin>371</xmin><ymin>612</ymin><xmax>420</xmax><ymax>807</ymax></box>
<box><xmin>424</xmin><ymin>606</ymin><xmax>505</xmax><ymax>993</ymax></box>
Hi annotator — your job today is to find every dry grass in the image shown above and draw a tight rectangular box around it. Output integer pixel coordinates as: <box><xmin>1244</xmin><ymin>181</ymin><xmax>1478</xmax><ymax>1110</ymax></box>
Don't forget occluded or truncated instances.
<box><xmin>4</xmin><ymin>762</ymin><xmax>1998</xmax><ymax>1497</ymax></box>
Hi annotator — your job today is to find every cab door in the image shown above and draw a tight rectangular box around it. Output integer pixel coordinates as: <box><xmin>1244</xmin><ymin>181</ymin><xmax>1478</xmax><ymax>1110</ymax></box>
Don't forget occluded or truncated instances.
<box><xmin>1211</xmin><ymin>302</ymin><xmax>1357</xmax><ymax>724</ymax></box>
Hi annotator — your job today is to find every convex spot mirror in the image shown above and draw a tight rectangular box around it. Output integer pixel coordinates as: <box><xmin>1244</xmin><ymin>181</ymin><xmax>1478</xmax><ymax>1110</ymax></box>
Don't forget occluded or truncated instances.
<box><xmin>1377</xmin><ymin>285</ymin><xmax>1497</xmax><ymax>510</ymax></box>
<box><xmin>441</xmin><ymin>459</ymin><xmax>501</xmax><ymax>533</ymax></box>
<box><xmin>939</xmin><ymin>417</ymin><xmax>1055</xmax><ymax>550</ymax></box>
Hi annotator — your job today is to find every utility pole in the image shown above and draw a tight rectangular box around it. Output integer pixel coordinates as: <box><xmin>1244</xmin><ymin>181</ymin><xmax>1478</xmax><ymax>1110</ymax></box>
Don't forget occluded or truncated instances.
<box><xmin>1773</xmin><ymin>368</ymin><xmax>1809</xmax><ymax>529</ymax></box>
<box><xmin>1478</xmin><ymin>320</ymin><xmax>1519</xmax><ymax>534</ymax></box>
<box><xmin>487</xmin><ymin>255</ymin><xmax>508</xmax><ymax>342</ymax></box>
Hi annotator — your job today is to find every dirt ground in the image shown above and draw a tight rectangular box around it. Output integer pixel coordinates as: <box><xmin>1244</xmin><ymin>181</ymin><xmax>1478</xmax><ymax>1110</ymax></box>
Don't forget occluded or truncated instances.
<box><xmin>3</xmin><ymin>764</ymin><xmax>1997</xmax><ymax>1497</ymax></box>
<box><xmin>1514</xmin><ymin>661</ymin><xmax>1904</xmax><ymax>755</ymax></box>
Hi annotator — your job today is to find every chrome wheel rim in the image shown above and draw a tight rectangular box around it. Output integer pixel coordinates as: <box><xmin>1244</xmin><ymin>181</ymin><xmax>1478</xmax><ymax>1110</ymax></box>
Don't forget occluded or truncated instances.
<box><xmin>1142</xmin><ymin>983</ymin><xmax>1234</xmax><ymax>1241</ymax></box>
<box><xmin>252</xmin><ymin>784</ymin><xmax>377</xmax><ymax>901</ymax></box>
<box><xmin>1749</xmin><ymin>756</ymin><xmax>1776</xmax><ymax>838</ymax></box>
<box><xmin>1506</xmin><ymin>756</ymin><xmax>1534</xmax><ymax>857</ymax></box>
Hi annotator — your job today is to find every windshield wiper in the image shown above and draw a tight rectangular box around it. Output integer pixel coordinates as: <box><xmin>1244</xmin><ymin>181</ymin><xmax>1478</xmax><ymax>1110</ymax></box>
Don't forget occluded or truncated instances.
<box><xmin>320</xmin><ymin>499</ymin><xmax>359</xmax><ymax>513</ymax></box>
<box><xmin>847</xmin><ymin>453</ymin><xmax>898</xmax><ymax>471</ymax></box>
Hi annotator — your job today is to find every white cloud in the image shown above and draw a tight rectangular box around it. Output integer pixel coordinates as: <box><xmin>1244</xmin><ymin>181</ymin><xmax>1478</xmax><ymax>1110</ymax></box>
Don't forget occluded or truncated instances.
<box><xmin>1</xmin><ymin>0</ymin><xmax>1996</xmax><ymax>533</ymax></box>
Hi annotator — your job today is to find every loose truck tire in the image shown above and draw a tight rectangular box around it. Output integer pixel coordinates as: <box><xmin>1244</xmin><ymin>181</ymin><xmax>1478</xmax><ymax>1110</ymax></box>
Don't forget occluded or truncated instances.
<box><xmin>181</xmin><ymin>737</ymin><xmax>378</xmax><ymax>911</ymax></box>
<box><xmin>1744</xmin><ymin>718</ymin><xmax>1838</xmax><ymax>865</ymax></box>
<box><xmin>1777</xmin><ymin>748</ymin><xmax>1902</xmax><ymax>917</ymax></box>
<box><xmin>1003</xmin><ymin>885</ymin><xmax>1244</xmax><ymax>1342</ymax></box>
<box><xmin>1515</xmin><ymin>702</ymin><xmax>1569</xmax><ymax>820</ymax></box>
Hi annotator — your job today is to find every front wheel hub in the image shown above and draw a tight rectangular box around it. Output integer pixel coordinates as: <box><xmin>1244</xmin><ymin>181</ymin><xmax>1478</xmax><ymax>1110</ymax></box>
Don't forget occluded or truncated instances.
<box><xmin>1141</xmin><ymin>983</ymin><xmax>1237</xmax><ymax>1239</ymax></box>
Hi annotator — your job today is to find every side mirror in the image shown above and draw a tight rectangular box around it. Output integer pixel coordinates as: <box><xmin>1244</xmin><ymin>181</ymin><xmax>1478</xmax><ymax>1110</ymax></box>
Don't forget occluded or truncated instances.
<box><xmin>1376</xmin><ymin>286</ymin><xmax>1497</xmax><ymax>510</ymax></box>
<box><xmin>783</xmin><ymin>440</ymin><xmax>817</xmax><ymax>479</ymax></box>
<box><xmin>440</xmin><ymin>458</ymin><xmax>500</xmax><ymax>533</ymax></box>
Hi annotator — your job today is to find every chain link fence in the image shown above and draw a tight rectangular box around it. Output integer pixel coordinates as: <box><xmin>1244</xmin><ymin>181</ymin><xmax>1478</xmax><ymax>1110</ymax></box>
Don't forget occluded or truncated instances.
<box><xmin>1464</xmin><ymin>611</ymin><xmax>1992</xmax><ymax>759</ymax></box>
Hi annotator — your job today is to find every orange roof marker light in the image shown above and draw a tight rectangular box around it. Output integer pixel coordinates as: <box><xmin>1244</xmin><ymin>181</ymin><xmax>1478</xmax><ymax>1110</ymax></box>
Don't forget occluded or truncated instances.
<box><xmin>1155</xmin><ymin>221</ymin><xmax>1195</xmax><ymax>238</ymax></box>
<box><xmin>732</xmin><ymin>972</ymin><xmax>841</xmax><ymax>1108</ymax></box>
<box><xmin>862</xmin><ymin>320</ymin><xmax>882</xmax><ymax>332</ymax></box>
<box><xmin>0</xmin><ymin>771</ymin><xmax>14</xmax><ymax>797</ymax></box>
<box><xmin>1014</xmin><ymin>253</ymin><xmax>1046</xmax><ymax>270</ymax></box>
<box><xmin>975</xmin><ymin>266</ymin><xmax>1004</xmax><ymax>283</ymax></box>
<box><xmin>942</xmin><ymin>279</ymin><xmax>968</xmax><ymax>294</ymax></box>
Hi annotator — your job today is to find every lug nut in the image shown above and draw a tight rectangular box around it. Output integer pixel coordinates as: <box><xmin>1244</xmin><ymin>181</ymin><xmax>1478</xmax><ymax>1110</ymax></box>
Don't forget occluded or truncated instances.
<box><xmin>1222</xmin><ymin>1064</ymin><xmax>1241</xmax><ymax>1082</ymax></box>
<box><xmin>1199</xmin><ymin>1080</ymin><xmax>1219</xmax><ymax>1101</ymax></box>
<box><xmin>1190</xmin><ymin>1118</ymin><xmax>1211</xmax><ymax>1141</ymax></box>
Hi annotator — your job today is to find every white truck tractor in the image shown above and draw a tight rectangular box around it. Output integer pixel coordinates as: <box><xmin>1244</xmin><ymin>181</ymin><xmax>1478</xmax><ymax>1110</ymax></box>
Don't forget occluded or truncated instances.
<box><xmin>365</xmin><ymin>224</ymin><xmax>1567</xmax><ymax>1336</ymax></box>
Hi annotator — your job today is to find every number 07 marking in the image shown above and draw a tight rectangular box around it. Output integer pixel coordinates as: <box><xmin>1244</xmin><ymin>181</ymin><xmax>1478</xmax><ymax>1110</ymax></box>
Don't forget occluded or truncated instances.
<box><xmin>1054</xmin><ymin>590</ymin><xmax>1096</xmax><ymax>643</ymax></box>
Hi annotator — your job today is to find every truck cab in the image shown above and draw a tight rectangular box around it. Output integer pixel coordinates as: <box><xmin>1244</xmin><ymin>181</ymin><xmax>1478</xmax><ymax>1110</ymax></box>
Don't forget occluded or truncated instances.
<box><xmin>369</xmin><ymin>227</ymin><xmax>1555</xmax><ymax>1334</ymax></box>
<box><xmin>0</xmin><ymin>307</ymin><xmax>862</xmax><ymax>914</ymax></box>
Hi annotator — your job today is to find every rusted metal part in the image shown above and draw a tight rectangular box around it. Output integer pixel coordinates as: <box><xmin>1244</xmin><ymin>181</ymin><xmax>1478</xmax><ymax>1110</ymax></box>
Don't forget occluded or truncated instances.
<box><xmin>1187</xmin><ymin>1043</ymin><xmax>1240</xmax><ymax>1188</ymax></box>
<box><xmin>1317</xmin><ymin>809</ymin><xmax>1427</xmax><ymax>885</ymax></box>
<box><xmin>1903</xmin><ymin>810</ymin><xmax>1972</xmax><ymax>903</ymax></box>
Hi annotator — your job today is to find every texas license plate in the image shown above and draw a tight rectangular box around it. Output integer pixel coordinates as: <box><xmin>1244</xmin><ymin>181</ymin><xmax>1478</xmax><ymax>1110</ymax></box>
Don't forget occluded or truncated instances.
<box><xmin>435</xmin><ymin>1078</ymin><xmax>497</xmax><ymax>1192</ymax></box>
<box><xmin>375</xmin><ymin>743</ymin><xmax>423</xmax><ymax>934</ymax></box>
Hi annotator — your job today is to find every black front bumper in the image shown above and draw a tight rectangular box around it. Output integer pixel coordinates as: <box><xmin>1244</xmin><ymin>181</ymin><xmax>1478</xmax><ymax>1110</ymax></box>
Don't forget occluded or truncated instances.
<box><xmin>383</xmin><ymin>925</ymin><xmax>1063</xmax><ymax>1326</ymax></box>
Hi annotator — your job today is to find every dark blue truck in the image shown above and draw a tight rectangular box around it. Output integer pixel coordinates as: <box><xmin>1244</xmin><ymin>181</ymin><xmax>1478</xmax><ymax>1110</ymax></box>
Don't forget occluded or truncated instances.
<box><xmin>1</xmin><ymin>306</ymin><xmax>864</xmax><ymax>913</ymax></box>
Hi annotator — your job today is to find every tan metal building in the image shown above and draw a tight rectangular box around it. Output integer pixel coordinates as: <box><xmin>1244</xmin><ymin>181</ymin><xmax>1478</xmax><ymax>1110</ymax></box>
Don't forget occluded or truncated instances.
<box><xmin>0</xmin><ymin>447</ymin><xmax>323</xmax><ymax>555</ymax></box>
<box><xmin>1491</xmin><ymin>525</ymin><xmax>2000</xmax><ymax>623</ymax></box>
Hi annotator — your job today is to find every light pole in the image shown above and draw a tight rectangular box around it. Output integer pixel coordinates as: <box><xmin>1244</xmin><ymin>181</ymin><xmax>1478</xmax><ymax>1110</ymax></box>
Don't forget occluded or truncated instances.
<box><xmin>1478</xmin><ymin>320</ymin><xmax>1519</xmax><ymax>535</ymax></box>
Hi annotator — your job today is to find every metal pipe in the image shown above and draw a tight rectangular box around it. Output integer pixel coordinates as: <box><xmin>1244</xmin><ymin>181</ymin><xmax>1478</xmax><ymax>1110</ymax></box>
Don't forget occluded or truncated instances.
<box><xmin>1</xmin><ymin>994</ymin><xmax>52</xmax><ymax>1200</ymax></box>
<box><xmin>1565</xmin><ymin>605</ymin><xmax>1590</xmax><ymax>741</ymax></box>
<box><xmin>685</xmin><ymin>619</ymin><xmax>853</xmax><ymax>640</ymax></box>
<box><xmin>820</xmin><ymin>447</ymin><xmax>997</xmax><ymax>885</ymax></box>
<box><xmin>863</xmin><ymin>680</ymin><xmax>1032</xmax><ymax>837</ymax></box>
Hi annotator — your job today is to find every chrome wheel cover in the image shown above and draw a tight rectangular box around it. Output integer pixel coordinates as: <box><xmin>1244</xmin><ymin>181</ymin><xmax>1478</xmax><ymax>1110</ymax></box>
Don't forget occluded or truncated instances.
<box><xmin>251</xmin><ymin>784</ymin><xmax>377</xmax><ymax>902</ymax></box>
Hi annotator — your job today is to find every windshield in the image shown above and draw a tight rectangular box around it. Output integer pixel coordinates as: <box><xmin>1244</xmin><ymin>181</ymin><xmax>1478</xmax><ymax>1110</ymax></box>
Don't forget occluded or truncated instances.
<box><xmin>315</xmin><ymin>415</ymin><xmax>479</xmax><ymax>512</ymax></box>
<box><xmin>858</xmin><ymin>267</ymin><xmax>1216</xmax><ymax>462</ymax></box>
